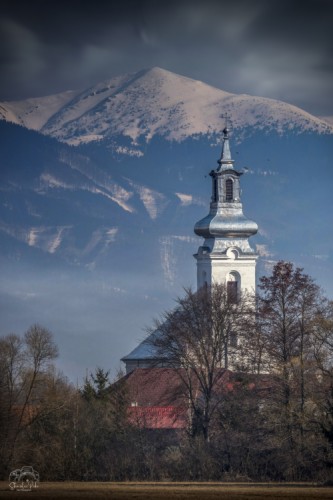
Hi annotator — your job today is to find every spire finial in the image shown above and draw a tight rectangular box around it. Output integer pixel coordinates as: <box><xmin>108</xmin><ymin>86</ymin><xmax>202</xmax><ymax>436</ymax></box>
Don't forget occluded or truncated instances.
<box><xmin>218</xmin><ymin>113</ymin><xmax>234</xmax><ymax>169</ymax></box>
<box><xmin>222</xmin><ymin>113</ymin><xmax>231</xmax><ymax>137</ymax></box>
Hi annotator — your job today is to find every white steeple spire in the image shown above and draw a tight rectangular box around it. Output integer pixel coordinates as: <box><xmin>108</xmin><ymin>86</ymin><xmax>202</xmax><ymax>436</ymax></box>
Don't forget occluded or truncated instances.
<box><xmin>194</xmin><ymin>128</ymin><xmax>258</xmax><ymax>295</ymax></box>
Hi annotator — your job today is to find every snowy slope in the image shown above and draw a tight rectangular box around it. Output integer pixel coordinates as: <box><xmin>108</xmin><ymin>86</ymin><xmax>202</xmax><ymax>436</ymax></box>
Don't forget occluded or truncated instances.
<box><xmin>0</xmin><ymin>90</ymin><xmax>80</xmax><ymax>130</ymax></box>
<box><xmin>1</xmin><ymin>67</ymin><xmax>332</xmax><ymax>147</ymax></box>
<box><xmin>320</xmin><ymin>116</ymin><xmax>333</xmax><ymax>126</ymax></box>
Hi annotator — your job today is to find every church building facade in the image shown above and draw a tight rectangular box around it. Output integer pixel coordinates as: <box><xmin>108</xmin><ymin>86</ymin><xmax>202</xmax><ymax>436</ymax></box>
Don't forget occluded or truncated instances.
<box><xmin>122</xmin><ymin>128</ymin><xmax>258</xmax><ymax>374</ymax></box>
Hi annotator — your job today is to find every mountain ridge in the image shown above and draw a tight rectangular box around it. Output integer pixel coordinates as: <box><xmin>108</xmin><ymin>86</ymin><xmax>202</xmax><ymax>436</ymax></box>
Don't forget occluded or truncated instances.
<box><xmin>1</xmin><ymin>67</ymin><xmax>332</xmax><ymax>149</ymax></box>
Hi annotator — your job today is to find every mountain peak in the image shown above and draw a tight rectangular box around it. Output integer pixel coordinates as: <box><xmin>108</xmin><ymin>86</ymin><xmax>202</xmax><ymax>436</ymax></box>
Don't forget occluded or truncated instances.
<box><xmin>0</xmin><ymin>68</ymin><xmax>332</xmax><ymax>147</ymax></box>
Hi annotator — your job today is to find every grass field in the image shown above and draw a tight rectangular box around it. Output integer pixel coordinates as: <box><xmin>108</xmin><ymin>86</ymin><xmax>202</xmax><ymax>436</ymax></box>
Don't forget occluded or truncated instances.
<box><xmin>1</xmin><ymin>481</ymin><xmax>333</xmax><ymax>500</ymax></box>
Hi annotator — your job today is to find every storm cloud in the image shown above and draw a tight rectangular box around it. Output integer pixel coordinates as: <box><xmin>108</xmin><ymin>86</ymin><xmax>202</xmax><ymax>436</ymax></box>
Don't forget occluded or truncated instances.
<box><xmin>1</xmin><ymin>0</ymin><xmax>332</xmax><ymax>115</ymax></box>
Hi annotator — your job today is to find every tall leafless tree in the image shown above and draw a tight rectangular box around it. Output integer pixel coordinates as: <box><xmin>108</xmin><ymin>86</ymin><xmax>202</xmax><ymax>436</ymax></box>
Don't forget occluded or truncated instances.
<box><xmin>0</xmin><ymin>324</ymin><xmax>58</xmax><ymax>473</ymax></box>
<box><xmin>255</xmin><ymin>261</ymin><xmax>331</xmax><ymax>478</ymax></box>
<box><xmin>148</xmin><ymin>284</ymin><xmax>255</xmax><ymax>442</ymax></box>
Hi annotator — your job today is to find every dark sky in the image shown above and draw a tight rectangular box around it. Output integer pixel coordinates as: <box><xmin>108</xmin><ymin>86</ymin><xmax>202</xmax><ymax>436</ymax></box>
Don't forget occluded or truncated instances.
<box><xmin>1</xmin><ymin>0</ymin><xmax>332</xmax><ymax>115</ymax></box>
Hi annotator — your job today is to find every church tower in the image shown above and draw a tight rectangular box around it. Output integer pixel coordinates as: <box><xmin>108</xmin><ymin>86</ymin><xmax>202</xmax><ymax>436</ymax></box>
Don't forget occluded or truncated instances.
<box><xmin>194</xmin><ymin>127</ymin><xmax>258</xmax><ymax>298</ymax></box>
<box><xmin>122</xmin><ymin>128</ymin><xmax>258</xmax><ymax>374</ymax></box>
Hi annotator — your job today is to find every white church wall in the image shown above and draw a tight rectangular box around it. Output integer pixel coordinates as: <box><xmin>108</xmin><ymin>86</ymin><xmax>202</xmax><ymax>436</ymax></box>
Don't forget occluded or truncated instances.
<box><xmin>197</xmin><ymin>257</ymin><xmax>257</xmax><ymax>294</ymax></box>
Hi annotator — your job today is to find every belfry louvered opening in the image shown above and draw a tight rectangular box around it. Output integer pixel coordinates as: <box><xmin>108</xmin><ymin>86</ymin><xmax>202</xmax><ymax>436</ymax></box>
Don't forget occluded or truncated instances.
<box><xmin>225</xmin><ymin>178</ymin><xmax>233</xmax><ymax>202</ymax></box>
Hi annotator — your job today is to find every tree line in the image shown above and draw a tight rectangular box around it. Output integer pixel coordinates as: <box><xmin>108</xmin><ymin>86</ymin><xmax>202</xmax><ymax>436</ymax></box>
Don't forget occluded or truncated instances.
<box><xmin>1</xmin><ymin>261</ymin><xmax>333</xmax><ymax>482</ymax></box>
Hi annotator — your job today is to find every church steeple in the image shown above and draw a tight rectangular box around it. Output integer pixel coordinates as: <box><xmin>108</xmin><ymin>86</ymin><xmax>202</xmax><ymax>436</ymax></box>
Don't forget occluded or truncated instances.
<box><xmin>194</xmin><ymin>128</ymin><xmax>258</xmax><ymax>295</ymax></box>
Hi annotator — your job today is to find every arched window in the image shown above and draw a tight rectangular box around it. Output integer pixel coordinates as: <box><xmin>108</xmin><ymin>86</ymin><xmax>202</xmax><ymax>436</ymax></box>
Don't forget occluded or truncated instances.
<box><xmin>227</xmin><ymin>281</ymin><xmax>238</xmax><ymax>304</ymax></box>
<box><xmin>227</xmin><ymin>271</ymin><xmax>240</xmax><ymax>304</ymax></box>
<box><xmin>226</xmin><ymin>178</ymin><xmax>233</xmax><ymax>202</ymax></box>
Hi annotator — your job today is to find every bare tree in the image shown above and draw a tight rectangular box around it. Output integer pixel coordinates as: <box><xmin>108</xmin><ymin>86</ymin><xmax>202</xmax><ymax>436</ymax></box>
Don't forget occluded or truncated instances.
<box><xmin>0</xmin><ymin>324</ymin><xmax>58</xmax><ymax>473</ymax></box>
<box><xmin>309</xmin><ymin>300</ymin><xmax>333</xmax><ymax>453</ymax></box>
<box><xmin>255</xmin><ymin>261</ymin><xmax>330</xmax><ymax>478</ymax></box>
<box><xmin>148</xmin><ymin>284</ymin><xmax>254</xmax><ymax>442</ymax></box>
<box><xmin>0</xmin><ymin>334</ymin><xmax>24</xmax><ymax>473</ymax></box>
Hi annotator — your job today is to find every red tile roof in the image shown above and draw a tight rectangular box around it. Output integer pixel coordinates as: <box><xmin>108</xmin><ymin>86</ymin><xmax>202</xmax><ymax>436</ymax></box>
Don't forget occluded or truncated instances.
<box><xmin>121</xmin><ymin>367</ymin><xmax>275</xmax><ymax>430</ymax></box>
<box><xmin>124</xmin><ymin>367</ymin><xmax>188</xmax><ymax>407</ymax></box>
<box><xmin>128</xmin><ymin>406</ymin><xmax>187</xmax><ymax>429</ymax></box>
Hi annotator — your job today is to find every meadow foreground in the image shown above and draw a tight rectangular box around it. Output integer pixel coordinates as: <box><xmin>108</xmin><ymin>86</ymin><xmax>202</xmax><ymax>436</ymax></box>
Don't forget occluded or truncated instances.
<box><xmin>1</xmin><ymin>481</ymin><xmax>333</xmax><ymax>499</ymax></box>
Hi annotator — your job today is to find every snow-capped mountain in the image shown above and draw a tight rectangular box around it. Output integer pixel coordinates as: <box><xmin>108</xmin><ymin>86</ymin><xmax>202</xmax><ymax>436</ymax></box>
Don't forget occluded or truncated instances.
<box><xmin>1</xmin><ymin>67</ymin><xmax>332</xmax><ymax>382</ymax></box>
<box><xmin>1</xmin><ymin>67</ymin><xmax>332</xmax><ymax>150</ymax></box>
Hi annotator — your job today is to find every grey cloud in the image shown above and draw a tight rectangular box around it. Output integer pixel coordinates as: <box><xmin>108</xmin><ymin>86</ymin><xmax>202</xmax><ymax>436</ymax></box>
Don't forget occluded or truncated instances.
<box><xmin>0</xmin><ymin>0</ymin><xmax>332</xmax><ymax>114</ymax></box>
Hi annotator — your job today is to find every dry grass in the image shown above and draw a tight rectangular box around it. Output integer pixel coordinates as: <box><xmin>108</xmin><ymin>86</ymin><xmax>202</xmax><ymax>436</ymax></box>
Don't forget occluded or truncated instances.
<box><xmin>0</xmin><ymin>481</ymin><xmax>333</xmax><ymax>499</ymax></box>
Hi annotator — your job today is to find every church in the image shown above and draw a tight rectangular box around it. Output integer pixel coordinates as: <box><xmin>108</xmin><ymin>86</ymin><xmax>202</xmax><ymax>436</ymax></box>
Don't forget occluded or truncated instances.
<box><xmin>121</xmin><ymin>127</ymin><xmax>260</xmax><ymax>428</ymax></box>
<box><xmin>122</xmin><ymin>127</ymin><xmax>258</xmax><ymax>373</ymax></box>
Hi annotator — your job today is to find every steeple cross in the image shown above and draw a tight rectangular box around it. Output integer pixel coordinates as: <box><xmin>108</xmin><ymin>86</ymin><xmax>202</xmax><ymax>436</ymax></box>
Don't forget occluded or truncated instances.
<box><xmin>222</xmin><ymin>113</ymin><xmax>232</xmax><ymax>130</ymax></box>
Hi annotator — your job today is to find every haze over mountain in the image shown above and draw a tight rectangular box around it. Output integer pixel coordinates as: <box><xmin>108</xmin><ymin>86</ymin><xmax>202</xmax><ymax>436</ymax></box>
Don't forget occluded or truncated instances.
<box><xmin>1</xmin><ymin>67</ymin><xmax>332</xmax><ymax>382</ymax></box>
